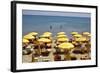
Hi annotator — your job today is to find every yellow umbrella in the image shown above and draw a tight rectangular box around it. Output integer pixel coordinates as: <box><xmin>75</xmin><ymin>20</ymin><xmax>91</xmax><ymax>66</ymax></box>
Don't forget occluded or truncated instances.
<box><xmin>38</xmin><ymin>38</ymin><xmax>51</xmax><ymax>43</ymax></box>
<box><xmin>22</xmin><ymin>39</ymin><xmax>29</xmax><ymax>43</ymax></box>
<box><xmin>72</xmin><ymin>41</ymin><xmax>76</xmax><ymax>44</ymax></box>
<box><xmin>43</xmin><ymin>32</ymin><xmax>52</xmax><ymax>35</ymax></box>
<box><xmin>58</xmin><ymin>42</ymin><xmax>74</xmax><ymax>50</ymax></box>
<box><xmin>57</xmin><ymin>32</ymin><xmax>65</xmax><ymax>35</ymax></box>
<box><xmin>83</xmin><ymin>32</ymin><xmax>90</xmax><ymax>35</ymax></box>
<box><xmin>57</xmin><ymin>38</ymin><xmax>69</xmax><ymax>42</ymax></box>
<box><xmin>73</xmin><ymin>34</ymin><xmax>82</xmax><ymax>38</ymax></box>
<box><xmin>23</xmin><ymin>35</ymin><xmax>35</xmax><ymax>39</ymax></box>
<box><xmin>71</xmin><ymin>32</ymin><xmax>78</xmax><ymax>35</ymax></box>
<box><xmin>40</xmin><ymin>34</ymin><xmax>51</xmax><ymax>38</ymax></box>
<box><xmin>88</xmin><ymin>34</ymin><xmax>91</xmax><ymax>37</ymax></box>
<box><xmin>81</xmin><ymin>37</ymin><xmax>87</xmax><ymax>41</ymax></box>
<box><xmin>28</xmin><ymin>32</ymin><xmax>38</xmax><ymax>36</ymax></box>
<box><xmin>57</xmin><ymin>35</ymin><xmax>67</xmax><ymax>38</ymax></box>
<box><xmin>75</xmin><ymin>37</ymin><xmax>87</xmax><ymax>42</ymax></box>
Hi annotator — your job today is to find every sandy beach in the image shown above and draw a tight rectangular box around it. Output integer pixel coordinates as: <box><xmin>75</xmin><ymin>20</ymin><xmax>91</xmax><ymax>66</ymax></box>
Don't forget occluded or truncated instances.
<box><xmin>22</xmin><ymin>32</ymin><xmax>91</xmax><ymax>63</ymax></box>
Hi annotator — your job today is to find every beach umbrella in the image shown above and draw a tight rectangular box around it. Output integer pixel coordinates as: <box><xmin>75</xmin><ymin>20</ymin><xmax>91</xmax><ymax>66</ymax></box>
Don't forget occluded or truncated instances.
<box><xmin>75</xmin><ymin>38</ymin><xmax>81</xmax><ymax>42</ymax></box>
<box><xmin>38</xmin><ymin>38</ymin><xmax>51</xmax><ymax>43</ymax></box>
<box><xmin>73</xmin><ymin>34</ymin><xmax>82</xmax><ymax>38</ymax></box>
<box><xmin>88</xmin><ymin>34</ymin><xmax>91</xmax><ymax>37</ymax></box>
<box><xmin>57</xmin><ymin>38</ymin><xmax>69</xmax><ymax>42</ymax></box>
<box><xmin>28</xmin><ymin>32</ymin><xmax>38</xmax><ymax>36</ymax></box>
<box><xmin>23</xmin><ymin>35</ymin><xmax>35</xmax><ymax>39</ymax></box>
<box><xmin>23</xmin><ymin>35</ymin><xmax>29</xmax><ymax>38</ymax></box>
<box><xmin>83</xmin><ymin>32</ymin><xmax>90</xmax><ymax>35</ymax></box>
<box><xmin>75</xmin><ymin>37</ymin><xmax>87</xmax><ymax>42</ymax></box>
<box><xmin>81</xmin><ymin>37</ymin><xmax>87</xmax><ymax>41</ymax></box>
<box><xmin>40</xmin><ymin>34</ymin><xmax>51</xmax><ymax>38</ymax></box>
<box><xmin>22</xmin><ymin>39</ymin><xmax>29</xmax><ymax>43</ymax></box>
<box><xmin>72</xmin><ymin>41</ymin><xmax>76</xmax><ymax>44</ymax></box>
<box><xmin>58</xmin><ymin>42</ymin><xmax>74</xmax><ymax>50</ymax></box>
<box><xmin>71</xmin><ymin>32</ymin><xmax>78</xmax><ymax>35</ymax></box>
<box><xmin>57</xmin><ymin>35</ymin><xmax>67</xmax><ymax>38</ymax></box>
<box><xmin>57</xmin><ymin>32</ymin><xmax>65</xmax><ymax>35</ymax></box>
<box><xmin>43</xmin><ymin>32</ymin><xmax>52</xmax><ymax>35</ymax></box>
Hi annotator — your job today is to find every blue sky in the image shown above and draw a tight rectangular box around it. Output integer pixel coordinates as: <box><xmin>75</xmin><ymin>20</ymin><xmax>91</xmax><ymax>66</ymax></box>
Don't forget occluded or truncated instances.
<box><xmin>22</xmin><ymin>10</ymin><xmax>91</xmax><ymax>37</ymax></box>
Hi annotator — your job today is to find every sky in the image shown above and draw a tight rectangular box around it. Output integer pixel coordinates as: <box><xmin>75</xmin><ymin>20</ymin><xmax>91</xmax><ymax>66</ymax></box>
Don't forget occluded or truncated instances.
<box><xmin>23</xmin><ymin>10</ymin><xmax>90</xmax><ymax>18</ymax></box>
<box><xmin>22</xmin><ymin>10</ymin><xmax>91</xmax><ymax>37</ymax></box>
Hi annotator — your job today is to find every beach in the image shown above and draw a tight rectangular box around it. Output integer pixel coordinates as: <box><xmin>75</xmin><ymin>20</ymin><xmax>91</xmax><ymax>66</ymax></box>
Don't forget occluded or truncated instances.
<box><xmin>22</xmin><ymin>31</ymin><xmax>91</xmax><ymax>63</ymax></box>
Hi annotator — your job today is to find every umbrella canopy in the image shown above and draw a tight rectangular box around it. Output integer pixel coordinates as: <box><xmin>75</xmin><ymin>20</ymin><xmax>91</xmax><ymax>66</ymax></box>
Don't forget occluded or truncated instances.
<box><xmin>57</xmin><ymin>32</ymin><xmax>65</xmax><ymax>35</ymax></box>
<box><xmin>83</xmin><ymin>32</ymin><xmax>90</xmax><ymax>35</ymax></box>
<box><xmin>75</xmin><ymin>37</ymin><xmax>87</xmax><ymax>42</ymax></box>
<box><xmin>22</xmin><ymin>39</ymin><xmax>29</xmax><ymax>43</ymax></box>
<box><xmin>40</xmin><ymin>34</ymin><xmax>51</xmax><ymax>38</ymax></box>
<box><xmin>58</xmin><ymin>42</ymin><xmax>74</xmax><ymax>49</ymax></box>
<box><xmin>43</xmin><ymin>32</ymin><xmax>52</xmax><ymax>35</ymax></box>
<box><xmin>72</xmin><ymin>41</ymin><xmax>76</xmax><ymax>44</ymax></box>
<box><xmin>71</xmin><ymin>32</ymin><xmax>78</xmax><ymax>35</ymax></box>
<box><xmin>57</xmin><ymin>38</ymin><xmax>69</xmax><ymax>42</ymax></box>
<box><xmin>28</xmin><ymin>32</ymin><xmax>38</xmax><ymax>36</ymax></box>
<box><xmin>88</xmin><ymin>34</ymin><xmax>91</xmax><ymax>37</ymax></box>
<box><xmin>38</xmin><ymin>38</ymin><xmax>51</xmax><ymax>43</ymax></box>
<box><xmin>73</xmin><ymin>34</ymin><xmax>82</xmax><ymax>38</ymax></box>
<box><xmin>23</xmin><ymin>35</ymin><xmax>35</xmax><ymax>39</ymax></box>
<box><xmin>57</xmin><ymin>35</ymin><xmax>67</xmax><ymax>38</ymax></box>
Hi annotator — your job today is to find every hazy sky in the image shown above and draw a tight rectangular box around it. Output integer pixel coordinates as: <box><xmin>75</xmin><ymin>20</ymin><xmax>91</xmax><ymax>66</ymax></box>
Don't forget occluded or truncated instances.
<box><xmin>23</xmin><ymin>10</ymin><xmax>90</xmax><ymax>18</ymax></box>
<box><xmin>22</xmin><ymin>10</ymin><xmax>91</xmax><ymax>37</ymax></box>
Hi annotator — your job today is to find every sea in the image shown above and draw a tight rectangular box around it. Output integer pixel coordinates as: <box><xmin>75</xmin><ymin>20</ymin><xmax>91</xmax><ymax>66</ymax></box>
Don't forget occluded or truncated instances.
<box><xmin>22</xmin><ymin>15</ymin><xmax>90</xmax><ymax>38</ymax></box>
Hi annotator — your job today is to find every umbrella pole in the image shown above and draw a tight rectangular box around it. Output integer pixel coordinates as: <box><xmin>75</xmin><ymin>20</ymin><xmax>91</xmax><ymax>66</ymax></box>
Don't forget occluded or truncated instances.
<box><xmin>38</xmin><ymin>44</ymin><xmax>41</xmax><ymax>55</ymax></box>
<box><xmin>64</xmin><ymin>49</ymin><xmax>71</xmax><ymax>60</ymax></box>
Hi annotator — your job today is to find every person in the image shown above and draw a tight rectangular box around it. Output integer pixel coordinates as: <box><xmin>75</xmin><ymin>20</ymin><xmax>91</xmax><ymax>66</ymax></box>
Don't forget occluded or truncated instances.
<box><xmin>81</xmin><ymin>42</ymin><xmax>86</xmax><ymax>49</ymax></box>
<box><xmin>47</xmin><ymin>43</ymin><xmax>52</xmax><ymax>48</ymax></box>
<box><xmin>32</xmin><ymin>53</ymin><xmax>40</xmax><ymax>62</ymax></box>
<box><xmin>23</xmin><ymin>43</ymin><xmax>27</xmax><ymax>50</ymax></box>
<box><xmin>32</xmin><ymin>53</ymin><xmax>35</xmax><ymax>62</ymax></box>
<box><xmin>34</xmin><ymin>44</ymin><xmax>40</xmax><ymax>55</ymax></box>
<box><xmin>54</xmin><ymin>54</ymin><xmax>61</xmax><ymax>61</ymax></box>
